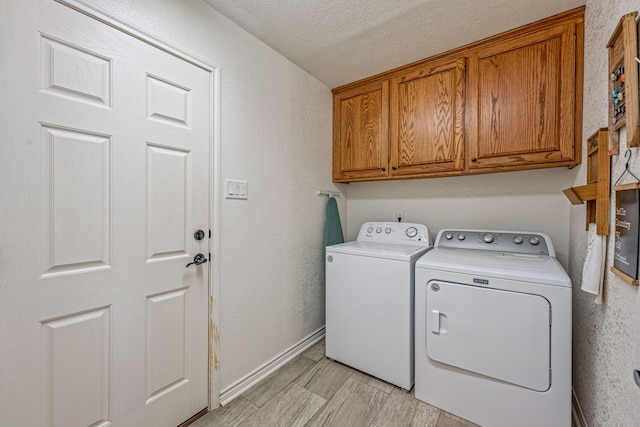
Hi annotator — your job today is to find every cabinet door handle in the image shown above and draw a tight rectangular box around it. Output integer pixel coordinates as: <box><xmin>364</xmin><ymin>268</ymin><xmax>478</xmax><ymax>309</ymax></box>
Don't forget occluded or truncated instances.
<box><xmin>471</xmin><ymin>157</ymin><xmax>477</xmax><ymax>162</ymax></box>
<box><xmin>392</xmin><ymin>166</ymin><xmax>397</xmax><ymax>170</ymax></box>
<box><xmin>381</xmin><ymin>167</ymin><xmax>386</xmax><ymax>171</ymax></box>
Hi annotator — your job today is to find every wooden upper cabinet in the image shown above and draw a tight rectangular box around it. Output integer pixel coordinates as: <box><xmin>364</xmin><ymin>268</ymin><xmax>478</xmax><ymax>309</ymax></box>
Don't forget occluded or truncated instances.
<box><xmin>390</xmin><ymin>58</ymin><xmax>466</xmax><ymax>177</ymax></box>
<box><xmin>467</xmin><ymin>21</ymin><xmax>578</xmax><ymax>171</ymax></box>
<box><xmin>333</xmin><ymin>81</ymin><xmax>389</xmax><ymax>182</ymax></box>
<box><xmin>331</xmin><ymin>7</ymin><xmax>584</xmax><ymax>182</ymax></box>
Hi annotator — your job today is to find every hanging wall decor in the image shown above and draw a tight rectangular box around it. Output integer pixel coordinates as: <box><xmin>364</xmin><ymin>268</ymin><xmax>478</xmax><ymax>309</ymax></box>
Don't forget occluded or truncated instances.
<box><xmin>607</xmin><ymin>12</ymin><xmax>639</xmax><ymax>154</ymax></box>
<box><xmin>612</xmin><ymin>150</ymin><xmax>640</xmax><ymax>285</ymax></box>
<box><xmin>613</xmin><ymin>184</ymin><xmax>640</xmax><ymax>284</ymax></box>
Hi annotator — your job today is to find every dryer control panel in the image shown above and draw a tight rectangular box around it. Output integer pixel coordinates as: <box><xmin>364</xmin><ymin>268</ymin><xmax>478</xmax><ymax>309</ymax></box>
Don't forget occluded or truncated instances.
<box><xmin>435</xmin><ymin>229</ymin><xmax>553</xmax><ymax>256</ymax></box>
<box><xmin>357</xmin><ymin>222</ymin><xmax>432</xmax><ymax>246</ymax></box>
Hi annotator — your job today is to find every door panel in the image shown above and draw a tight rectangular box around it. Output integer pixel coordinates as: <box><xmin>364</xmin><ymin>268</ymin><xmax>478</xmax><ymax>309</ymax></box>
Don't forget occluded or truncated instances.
<box><xmin>146</xmin><ymin>288</ymin><xmax>189</xmax><ymax>404</ymax></box>
<box><xmin>332</xmin><ymin>81</ymin><xmax>390</xmax><ymax>181</ymax></box>
<box><xmin>146</xmin><ymin>75</ymin><xmax>192</xmax><ymax>127</ymax></box>
<box><xmin>147</xmin><ymin>144</ymin><xmax>191</xmax><ymax>260</ymax></box>
<box><xmin>1</xmin><ymin>1</ymin><xmax>210</xmax><ymax>425</ymax></box>
<box><xmin>42</xmin><ymin>307</ymin><xmax>111</xmax><ymax>427</ymax></box>
<box><xmin>468</xmin><ymin>23</ymin><xmax>576</xmax><ymax>169</ymax></box>
<box><xmin>40</xmin><ymin>33</ymin><xmax>112</xmax><ymax>108</ymax></box>
<box><xmin>41</xmin><ymin>125</ymin><xmax>112</xmax><ymax>275</ymax></box>
<box><xmin>426</xmin><ymin>281</ymin><xmax>551</xmax><ymax>392</ymax></box>
<box><xmin>478</xmin><ymin>37</ymin><xmax>561</xmax><ymax>156</ymax></box>
<box><xmin>390</xmin><ymin>58</ymin><xmax>465</xmax><ymax>176</ymax></box>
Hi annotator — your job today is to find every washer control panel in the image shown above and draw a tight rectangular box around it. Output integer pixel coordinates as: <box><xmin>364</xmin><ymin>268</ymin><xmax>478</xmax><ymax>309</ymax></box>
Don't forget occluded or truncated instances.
<box><xmin>436</xmin><ymin>229</ymin><xmax>553</xmax><ymax>256</ymax></box>
<box><xmin>357</xmin><ymin>222</ymin><xmax>431</xmax><ymax>246</ymax></box>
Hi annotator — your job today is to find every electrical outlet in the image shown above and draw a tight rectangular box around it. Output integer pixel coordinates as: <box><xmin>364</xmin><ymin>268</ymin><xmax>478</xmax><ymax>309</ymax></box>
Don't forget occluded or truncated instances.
<box><xmin>396</xmin><ymin>210</ymin><xmax>404</xmax><ymax>222</ymax></box>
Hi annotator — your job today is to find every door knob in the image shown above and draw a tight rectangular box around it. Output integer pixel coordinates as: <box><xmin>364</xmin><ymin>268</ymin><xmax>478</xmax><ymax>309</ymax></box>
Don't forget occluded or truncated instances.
<box><xmin>194</xmin><ymin>229</ymin><xmax>206</xmax><ymax>240</ymax></box>
<box><xmin>186</xmin><ymin>253</ymin><xmax>208</xmax><ymax>268</ymax></box>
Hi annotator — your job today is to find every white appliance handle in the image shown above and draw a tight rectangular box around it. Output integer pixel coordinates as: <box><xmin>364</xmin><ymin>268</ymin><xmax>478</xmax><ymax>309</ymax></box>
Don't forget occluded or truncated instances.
<box><xmin>432</xmin><ymin>310</ymin><xmax>440</xmax><ymax>334</ymax></box>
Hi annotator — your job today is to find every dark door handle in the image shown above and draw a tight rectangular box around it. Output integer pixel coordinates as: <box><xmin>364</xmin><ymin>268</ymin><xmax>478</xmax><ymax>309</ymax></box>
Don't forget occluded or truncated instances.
<box><xmin>186</xmin><ymin>253</ymin><xmax>208</xmax><ymax>268</ymax></box>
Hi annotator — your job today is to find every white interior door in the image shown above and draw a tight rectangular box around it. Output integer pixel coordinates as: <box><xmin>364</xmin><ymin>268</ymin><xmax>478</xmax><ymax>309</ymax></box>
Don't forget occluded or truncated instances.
<box><xmin>0</xmin><ymin>1</ymin><xmax>211</xmax><ymax>425</ymax></box>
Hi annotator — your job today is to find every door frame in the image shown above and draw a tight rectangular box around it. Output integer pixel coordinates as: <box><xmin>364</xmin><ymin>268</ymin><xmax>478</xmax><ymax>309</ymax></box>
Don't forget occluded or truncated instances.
<box><xmin>58</xmin><ymin>0</ymin><xmax>222</xmax><ymax>410</ymax></box>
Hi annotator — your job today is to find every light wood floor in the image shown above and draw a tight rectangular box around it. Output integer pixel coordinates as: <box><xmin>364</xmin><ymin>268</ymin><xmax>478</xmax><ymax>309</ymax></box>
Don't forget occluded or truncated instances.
<box><xmin>193</xmin><ymin>339</ymin><xmax>479</xmax><ymax>427</ymax></box>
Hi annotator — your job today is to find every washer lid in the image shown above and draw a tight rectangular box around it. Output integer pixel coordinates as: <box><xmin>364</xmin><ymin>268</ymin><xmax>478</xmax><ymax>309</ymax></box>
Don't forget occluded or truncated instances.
<box><xmin>326</xmin><ymin>240</ymin><xmax>431</xmax><ymax>261</ymax></box>
<box><xmin>416</xmin><ymin>247</ymin><xmax>570</xmax><ymax>287</ymax></box>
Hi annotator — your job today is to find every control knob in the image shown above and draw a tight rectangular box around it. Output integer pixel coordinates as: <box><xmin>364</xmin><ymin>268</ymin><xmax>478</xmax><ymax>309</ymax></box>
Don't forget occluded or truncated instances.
<box><xmin>385</xmin><ymin>227</ymin><xmax>392</xmax><ymax>234</ymax></box>
<box><xmin>406</xmin><ymin>227</ymin><xmax>418</xmax><ymax>238</ymax></box>
<box><xmin>513</xmin><ymin>236</ymin><xmax>523</xmax><ymax>244</ymax></box>
<box><xmin>367</xmin><ymin>226</ymin><xmax>373</xmax><ymax>233</ymax></box>
<box><xmin>457</xmin><ymin>233</ymin><xmax>466</xmax><ymax>241</ymax></box>
<box><xmin>376</xmin><ymin>227</ymin><xmax>382</xmax><ymax>234</ymax></box>
<box><xmin>444</xmin><ymin>232</ymin><xmax>454</xmax><ymax>240</ymax></box>
<box><xmin>482</xmin><ymin>233</ymin><xmax>494</xmax><ymax>243</ymax></box>
<box><xmin>529</xmin><ymin>236</ymin><xmax>540</xmax><ymax>246</ymax></box>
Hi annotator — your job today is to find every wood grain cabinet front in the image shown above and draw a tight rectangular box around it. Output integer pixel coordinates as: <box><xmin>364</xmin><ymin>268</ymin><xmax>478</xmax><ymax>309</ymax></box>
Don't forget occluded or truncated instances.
<box><xmin>332</xmin><ymin>81</ymin><xmax>389</xmax><ymax>182</ymax></box>
<box><xmin>389</xmin><ymin>57</ymin><xmax>466</xmax><ymax>178</ymax></box>
<box><xmin>467</xmin><ymin>21</ymin><xmax>580</xmax><ymax>172</ymax></box>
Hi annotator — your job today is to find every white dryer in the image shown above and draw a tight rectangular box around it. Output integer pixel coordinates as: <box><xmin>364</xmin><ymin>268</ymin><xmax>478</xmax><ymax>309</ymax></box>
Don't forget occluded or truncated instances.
<box><xmin>415</xmin><ymin>229</ymin><xmax>571</xmax><ymax>427</ymax></box>
<box><xmin>326</xmin><ymin>222</ymin><xmax>432</xmax><ymax>390</ymax></box>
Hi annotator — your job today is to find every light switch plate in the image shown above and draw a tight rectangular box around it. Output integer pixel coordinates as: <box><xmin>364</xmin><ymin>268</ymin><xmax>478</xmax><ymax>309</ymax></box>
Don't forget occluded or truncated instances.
<box><xmin>225</xmin><ymin>179</ymin><xmax>248</xmax><ymax>200</ymax></box>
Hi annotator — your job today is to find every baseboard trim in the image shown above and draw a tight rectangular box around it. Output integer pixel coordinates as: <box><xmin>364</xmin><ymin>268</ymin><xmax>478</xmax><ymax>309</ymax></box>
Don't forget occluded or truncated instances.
<box><xmin>572</xmin><ymin>386</ymin><xmax>588</xmax><ymax>427</ymax></box>
<box><xmin>219</xmin><ymin>326</ymin><xmax>325</xmax><ymax>406</ymax></box>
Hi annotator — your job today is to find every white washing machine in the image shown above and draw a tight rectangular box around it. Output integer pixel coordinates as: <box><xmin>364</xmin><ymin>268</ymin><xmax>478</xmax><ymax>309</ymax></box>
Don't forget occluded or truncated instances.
<box><xmin>325</xmin><ymin>222</ymin><xmax>432</xmax><ymax>390</ymax></box>
<box><xmin>415</xmin><ymin>229</ymin><xmax>571</xmax><ymax>427</ymax></box>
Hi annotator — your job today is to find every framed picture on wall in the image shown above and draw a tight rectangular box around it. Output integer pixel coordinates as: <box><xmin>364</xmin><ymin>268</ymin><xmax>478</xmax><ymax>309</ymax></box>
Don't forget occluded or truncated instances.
<box><xmin>612</xmin><ymin>183</ymin><xmax>640</xmax><ymax>284</ymax></box>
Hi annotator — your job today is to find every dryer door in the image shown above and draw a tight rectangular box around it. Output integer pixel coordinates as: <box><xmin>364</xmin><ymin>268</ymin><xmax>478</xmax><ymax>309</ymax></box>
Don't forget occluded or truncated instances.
<box><xmin>426</xmin><ymin>281</ymin><xmax>551</xmax><ymax>391</ymax></box>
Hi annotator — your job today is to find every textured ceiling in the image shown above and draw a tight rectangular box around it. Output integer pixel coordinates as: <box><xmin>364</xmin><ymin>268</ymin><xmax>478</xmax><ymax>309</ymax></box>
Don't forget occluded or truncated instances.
<box><xmin>202</xmin><ymin>0</ymin><xmax>586</xmax><ymax>88</ymax></box>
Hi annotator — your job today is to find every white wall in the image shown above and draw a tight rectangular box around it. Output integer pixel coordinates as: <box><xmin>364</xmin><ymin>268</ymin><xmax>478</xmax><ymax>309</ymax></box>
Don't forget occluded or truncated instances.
<box><xmin>570</xmin><ymin>1</ymin><xmax>640</xmax><ymax>424</ymax></box>
<box><xmin>347</xmin><ymin>168</ymin><xmax>573</xmax><ymax>268</ymax></box>
<box><xmin>87</xmin><ymin>0</ymin><xmax>340</xmax><ymax>391</ymax></box>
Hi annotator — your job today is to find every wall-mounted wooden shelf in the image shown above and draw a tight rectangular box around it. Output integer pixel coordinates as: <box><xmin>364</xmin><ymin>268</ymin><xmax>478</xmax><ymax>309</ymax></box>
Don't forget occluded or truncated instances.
<box><xmin>607</xmin><ymin>12</ymin><xmax>639</xmax><ymax>154</ymax></box>
<box><xmin>563</xmin><ymin>128</ymin><xmax>610</xmax><ymax>235</ymax></box>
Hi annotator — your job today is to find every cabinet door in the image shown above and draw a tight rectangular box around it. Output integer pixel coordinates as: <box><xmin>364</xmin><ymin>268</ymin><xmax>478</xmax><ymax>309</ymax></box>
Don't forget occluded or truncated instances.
<box><xmin>390</xmin><ymin>58</ymin><xmax>466</xmax><ymax>177</ymax></box>
<box><xmin>333</xmin><ymin>81</ymin><xmax>389</xmax><ymax>182</ymax></box>
<box><xmin>468</xmin><ymin>22</ymin><xmax>577</xmax><ymax>170</ymax></box>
